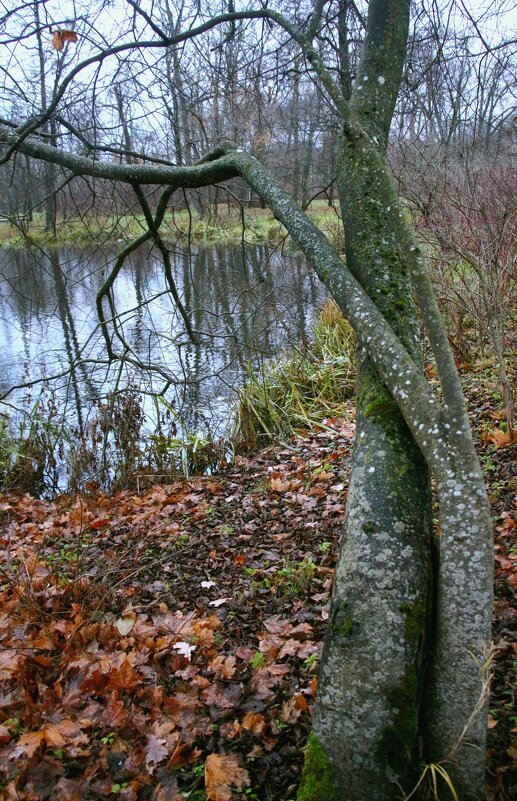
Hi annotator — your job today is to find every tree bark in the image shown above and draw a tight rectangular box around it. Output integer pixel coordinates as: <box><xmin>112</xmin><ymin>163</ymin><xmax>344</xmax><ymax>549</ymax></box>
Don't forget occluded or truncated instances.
<box><xmin>298</xmin><ymin>2</ymin><xmax>433</xmax><ymax>797</ymax></box>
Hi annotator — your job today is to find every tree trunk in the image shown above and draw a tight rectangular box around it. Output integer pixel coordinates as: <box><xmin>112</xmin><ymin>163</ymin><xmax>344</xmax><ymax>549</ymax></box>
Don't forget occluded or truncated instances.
<box><xmin>302</xmin><ymin>390</ymin><xmax>431</xmax><ymax>800</ymax></box>
<box><xmin>298</xmin><ymin>2</ymin><xmax>433</xmax><ymax>796</ymax></box>
<box><xmin>1</xmin><ymin>0</ymin><xmax>494</xmax><ymax>790</ymax></box>
<box><xmin>426</xmin><ymin>476</ymin><xmax>493</xmax><ymax>801</ymax></box>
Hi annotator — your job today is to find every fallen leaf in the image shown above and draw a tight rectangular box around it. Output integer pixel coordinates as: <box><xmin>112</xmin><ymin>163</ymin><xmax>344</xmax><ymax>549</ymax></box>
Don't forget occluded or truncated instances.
<box><xmin>242</xmin><ymin>712</ymin><xmax>266</xmax><ymax>735</ymax></box>
<box><xmin>483</xmin><ymin>427</ymin><xmax>510</xmax><ymax>448</ymax></box>
<box><xmin>209</xmin><ymin>598</ymin><xmax>228</xmax><ymax>607</ymax></box>
<box><xmin>115</xmin><ymin>612</ymin><xmax>136</xmax><ymax>636</ymax></box>
<box><xmin>146</xmin><ymin>734</ymin><xmax>169</xmax><ymax>769</ymax></box>
<box><xmin>107</xmin><ymin>657</ymin><xmax>142</xmax><ymax>691</ymax></box>
<box><xmin>10</xmin><ymin>731</ymin><xmax>45</xmax><ymax>759</ymax></box>
<box><xmin>172</xmin><ymin>641</ymin><xmax>196</xmax><ymax>661</ymax></box>
<box><xmin>0</xmin><ymin>649</ymin><xmax>20</xmax><ymax>677</ymax></box>
<box><xmin>205</xmin><ymin>753</ymin><xmax>250</xmax><ymax>801</ymax></box>
<box><xmin>0</xmin><ymin>724</ymin><xmax>10</xmax><ymax>743</ymax></box>
<box><xmin>220</xmin><ymin>655</ymin><xmax>236</xmax><ymax>679</ymax></box>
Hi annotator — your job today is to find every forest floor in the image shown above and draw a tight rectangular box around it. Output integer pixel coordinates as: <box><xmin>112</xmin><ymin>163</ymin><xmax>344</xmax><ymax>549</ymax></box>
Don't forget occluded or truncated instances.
<box><xmin>0</xmin><ymin>367</ymin><xmax>515</xmax><ymax>801</ymax></box>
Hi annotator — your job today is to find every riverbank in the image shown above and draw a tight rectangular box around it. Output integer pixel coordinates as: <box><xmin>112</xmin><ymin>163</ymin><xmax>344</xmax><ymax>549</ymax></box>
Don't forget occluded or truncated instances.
<box><xmin>0</xmin><ymin>201</ymin><xmax>343</xmax><ymax>250</ymax></box>
<box><xmin>0</xmin><ymin>364</ymin><xmax>515</xmax><ymax>800</ymax></box>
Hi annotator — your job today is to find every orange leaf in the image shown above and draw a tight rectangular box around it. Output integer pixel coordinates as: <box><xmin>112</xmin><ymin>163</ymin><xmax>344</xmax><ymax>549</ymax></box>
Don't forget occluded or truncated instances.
<box><xmin>220</xmin><ymin>656</ymin><xmax>236</xmax><ymax>679</ymax></box>
<box><xmin>490</xmin><ymin>428</ymin><xmax>510</xmax><ymax>448</ymax></box>
<box><xmin>51</xmin><ymin>29</ymin><xmax>78</xmax><ymax>52</ymax></box>
<box><xmin>241</xmin><ymin>712</ymin><xmax>266</xmax><ymax>735</ymax></box>
<box><xmin>205</xmin><ymin>754</ymin><xmax>250</xmax><ymax>801</ymax></box>
<box><xmin>61</xmin><ymin>30</ymin><xmax>78</xmax><ymax>42</ymax></box>
<box><xmin>51</xmin><ymin>31</ymin><xmax>64</xmax><ymax>51</ymax></box>
<box><xmin>10</xmin><ymin>731</ymin><xmax>45</xmax><ymax>759</ymax></box>
<box><xmin>107</xmin><ymin>657</ymin><xmax>142</xmax><ymax>691</ymax></box>
<box><xmin>42</xmin><ymin>723</ymin><xmax>67</xmax><ymax>748</ymax></box>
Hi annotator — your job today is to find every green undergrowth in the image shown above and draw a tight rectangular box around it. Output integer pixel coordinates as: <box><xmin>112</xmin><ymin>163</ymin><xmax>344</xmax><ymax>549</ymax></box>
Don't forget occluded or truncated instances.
<box><xmin>233</xmin><ymin>300</ymin><xmax>356</xmax><ymax>452</ymax></box>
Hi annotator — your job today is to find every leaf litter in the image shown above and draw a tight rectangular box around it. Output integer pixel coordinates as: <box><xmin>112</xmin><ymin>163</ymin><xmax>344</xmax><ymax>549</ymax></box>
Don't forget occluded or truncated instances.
<box><xmin>0</xmin><ymin>395</ymin><xmax>515</xmax><ymax>800</ymax></box>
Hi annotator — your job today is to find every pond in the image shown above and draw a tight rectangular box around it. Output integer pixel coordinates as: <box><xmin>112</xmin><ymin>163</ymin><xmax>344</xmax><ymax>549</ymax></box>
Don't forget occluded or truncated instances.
<box><xmin>0</xmin><ymin>242</ymin><xmax>326</xmax><ymax>445</ymax></box>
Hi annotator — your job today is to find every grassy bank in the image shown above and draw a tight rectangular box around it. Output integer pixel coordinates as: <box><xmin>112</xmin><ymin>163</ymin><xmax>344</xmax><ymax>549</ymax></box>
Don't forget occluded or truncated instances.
<box><xmin>0</xmin><ymin>201</ymin><xmax>343</xmax><ymax>249</ymax></box>
<box><xmin>233</xmin><ymin>300</ymin><xmax>355</xmax><ymax>452</ymax></box>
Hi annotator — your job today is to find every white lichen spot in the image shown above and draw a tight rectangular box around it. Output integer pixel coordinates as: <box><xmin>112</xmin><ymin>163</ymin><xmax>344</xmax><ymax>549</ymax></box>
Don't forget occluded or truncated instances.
<box><xmin>377</xmin><ymin>75</ymin><xmax>386</xmax><ymax>85</ymax></box>
<box><xmin>368</xmin><ymin>466</ymin><xmax>376</xmax><ymax>473</ymax></box>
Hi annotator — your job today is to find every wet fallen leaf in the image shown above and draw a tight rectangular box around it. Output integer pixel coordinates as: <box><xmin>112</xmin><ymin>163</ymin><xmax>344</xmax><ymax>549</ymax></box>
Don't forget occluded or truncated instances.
<box><xmin>205</xmin><ymin>753</ymin><xmax>250</xmax><ymax>801</ymax></box>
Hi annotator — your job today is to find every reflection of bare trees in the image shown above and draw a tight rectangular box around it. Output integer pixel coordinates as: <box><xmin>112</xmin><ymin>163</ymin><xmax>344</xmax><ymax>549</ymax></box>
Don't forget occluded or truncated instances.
<box><xmin>0</xmin><ymin>241</ymin><xmax>325</xmax><ymax>433</ymax></box>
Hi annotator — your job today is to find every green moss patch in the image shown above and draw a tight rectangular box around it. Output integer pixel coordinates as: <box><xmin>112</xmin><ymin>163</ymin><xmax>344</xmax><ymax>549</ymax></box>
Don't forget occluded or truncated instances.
<box><xmin>297</xmin><ymin>733</ymin><xmax>341</xmax><ymax>801</ymax></box>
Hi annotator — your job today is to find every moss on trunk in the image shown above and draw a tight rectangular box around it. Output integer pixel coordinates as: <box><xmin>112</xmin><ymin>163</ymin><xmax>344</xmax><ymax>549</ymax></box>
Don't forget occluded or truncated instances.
<box><xmin>296</xmin><ymin>734</ymin><xmax>341</xmax><ymax>801</ymax></box>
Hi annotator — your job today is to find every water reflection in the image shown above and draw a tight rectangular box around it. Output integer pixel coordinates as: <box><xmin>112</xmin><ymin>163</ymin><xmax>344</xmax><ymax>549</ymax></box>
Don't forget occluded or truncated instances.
<box><xmin>0</xmin><ymin>243</ymin><xmax>326</xmax><ymax>433</ymax></box>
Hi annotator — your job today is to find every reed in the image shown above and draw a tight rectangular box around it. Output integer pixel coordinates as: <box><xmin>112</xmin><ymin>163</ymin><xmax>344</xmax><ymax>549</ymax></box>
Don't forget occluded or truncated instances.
<box><xmin>233</xmin><ymin>300</ymin><xmax>356</xmax><ymax>451</ymax></box>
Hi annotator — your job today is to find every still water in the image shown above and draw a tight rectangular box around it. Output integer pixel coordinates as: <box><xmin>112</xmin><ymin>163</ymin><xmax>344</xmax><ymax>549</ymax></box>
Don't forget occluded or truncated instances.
<box><xmin>0</xmin><ymin>243</ymin><xmax>326</xmax><ymax>435</ymax></box>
